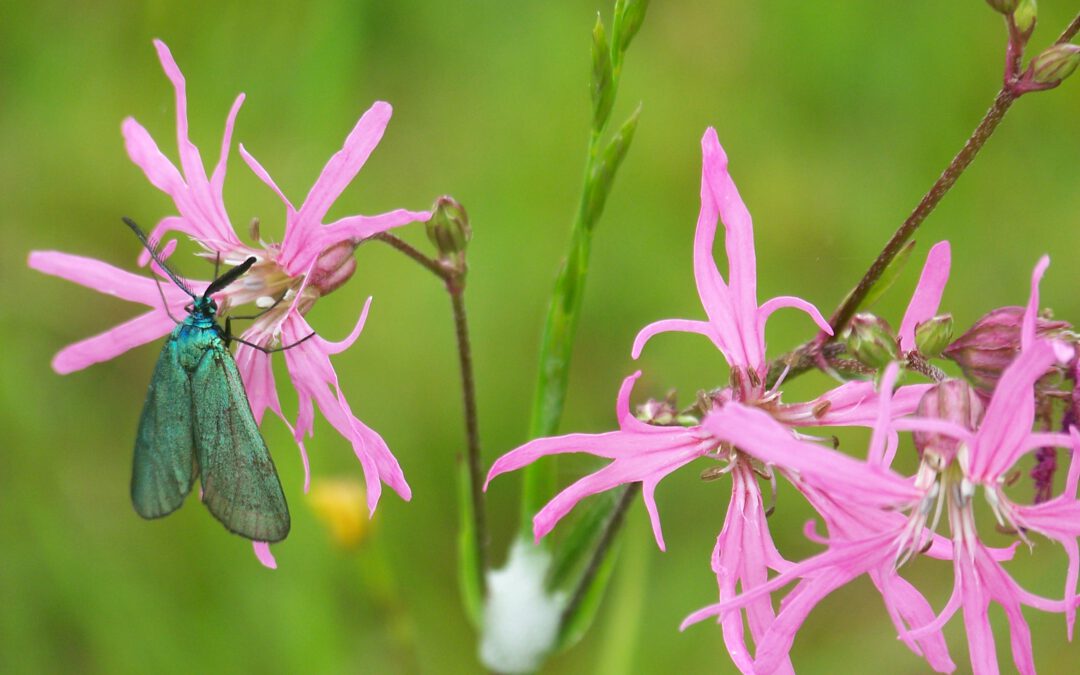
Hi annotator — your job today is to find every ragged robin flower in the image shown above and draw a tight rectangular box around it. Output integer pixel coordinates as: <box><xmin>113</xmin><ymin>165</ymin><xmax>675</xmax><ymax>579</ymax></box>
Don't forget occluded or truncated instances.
<box><xmin>28</xmin><ymin>40</ymin><xmax>429</xmax><ymax>567</ymax></box>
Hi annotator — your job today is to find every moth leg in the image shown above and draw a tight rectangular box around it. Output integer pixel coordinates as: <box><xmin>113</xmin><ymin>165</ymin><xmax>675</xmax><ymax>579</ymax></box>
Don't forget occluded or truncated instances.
<box><xmin>230</xmin><ymin>332</ymin><xmax>317</xmax><ymax>354</ymax></box>
<box><xmin>154</xmin><ymin>275</ymin><xmax>182</xmax><ymax>325</ymax></box>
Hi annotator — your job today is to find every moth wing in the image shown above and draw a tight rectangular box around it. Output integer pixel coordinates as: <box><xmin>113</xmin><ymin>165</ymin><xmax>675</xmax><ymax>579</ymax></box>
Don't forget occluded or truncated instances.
<box><xmin>192</xmin><ymin>340</ymin><xmax>290</xmax><ymax>542</ymax></box>
<box><xmin>132</xmin><ymin>333</ymin><xmax>197</xmax><ymax>519</ymax></box>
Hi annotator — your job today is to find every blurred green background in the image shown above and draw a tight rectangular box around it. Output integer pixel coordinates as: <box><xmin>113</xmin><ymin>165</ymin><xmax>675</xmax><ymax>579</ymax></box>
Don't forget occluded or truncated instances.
<box><xmin>3</xmin><ymin>1</ymin><xmax>1079</xmax><ymax>673</ymax></box>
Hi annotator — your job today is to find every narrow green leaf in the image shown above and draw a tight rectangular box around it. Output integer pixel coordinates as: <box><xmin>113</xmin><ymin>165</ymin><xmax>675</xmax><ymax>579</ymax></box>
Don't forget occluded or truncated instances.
<box><xmin>859</xmin><ymin>239</ymin><xmax>917</xmax><ymax>311</ymax></box>
<box><xmin>556</xmin><ymin>535</ymin><xmax>621</xmax><ymax>651</ymax></box>
<box><xmin>584</xmin><ymin>104</ymin><xmax>641</xmax><ymax>229</ymax></box>
<box><xmin>547</xmin><ymin>490</ymin><xmax>618</xmax><ymax>591</ymax></box>
<box><xmin>457</xmin><ymin>460</ymin><xmax>484</xmax><ymax>627</ymax></box>
<box><xmin>591</xmin><ymin>15</ymin><xmax>615</xmax><ymax>132</ymax></box>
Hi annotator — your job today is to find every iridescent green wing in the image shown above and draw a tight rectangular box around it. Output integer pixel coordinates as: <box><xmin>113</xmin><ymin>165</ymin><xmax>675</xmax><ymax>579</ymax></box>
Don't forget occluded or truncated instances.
<box><xmin>132</xmin><ymin>333</ymin><xmax>197</xmax><ymax>519</ymax></box>
<box><xmin>192</xmin><ymin>338</ymin><xmax>290</xmax><ymax>542</ymax></box>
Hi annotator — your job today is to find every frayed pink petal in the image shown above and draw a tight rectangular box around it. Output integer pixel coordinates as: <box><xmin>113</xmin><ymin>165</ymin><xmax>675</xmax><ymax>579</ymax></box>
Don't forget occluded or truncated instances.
<box><xmin>757</xmin><ymin>295</ymin><xmax>833</xmax><ymax>344</ymax></box>
<box><xmin>640</xmin><ymin>479</ymin><xmax>667</xmax><ymax>551</ymax></box>
<box><xmin>1067</xmin><ymin>428</ymin><xmax>1080</xmax><ymax>497</ymax></box>
<box><xmin>867</xmin><ymin>363</ymin><xmax>901</xmax><ymax>465</ymax></box>
<box><xmin>52</xmin><ymin>311</ymin><xmax>177</xmax><ymax>374</ymax></box>
<box><xmin>872</xmin><ymin>571</ymin><xmax>956</xmax><ymax>672</ymax></box>
<box><xmin>283</xmin><ymin>102</ymin><xmax>393</xmax><ymax>258</ymax></box>
<box><xmin>905</xmin><ymin>579</ymin><xmax>962</xmax><ymax>641</ymax></box>
<box><xmin>212</xmin><ymin>94</ymin><xmax>245</xmax><ymax>197</ymax></box>
<box><xmin>970</xmin><ymin>340</ymin><xmax>1059</xmax><ymax>481</ymax></box>
<box><xmin>690</xmin><ymin>137</ymin><xmax>741</xmax><ymax>365</ymax></box>
<box><xmin>899</xmin><ymin>241</ymin><xmax>951</xmax><ymax>352</ymax></box>
<box><xmin>153</xmin><ymin>40</ymin><xmax>209</xmax><ymax>193</ymax></box>
<box><xmin>121</xmin><ymin>117</ymin><xmax>186</xmax><ymax>205</ymax></box>
<box><xmin>29</xmin><ymin>251</ymin><xmax>181</xmax><ymax>307</ymax></box>
<box><xmin>700</xmin><ymin>128</ymin><xmax>760</xmax><ymax>366</ymax></box>
<box><xmin>532</xmin><ymin>444</ymin><xmax>705</xmax><ymax>545</ymax></box>
<box><xmin>703</xmin><ymin>403</ymin><xmax>918</xmax><ymax>505</ymax></box>
<box><xmin>253</xmin><ymin>541</ymin><xmax>277</xmax><ymax>569</ymax></box>
<box><xmin>631</xmin><ymin>318</ymin><xmax>725</xmax><ymax>360</ymax></box>
<box><xmin>320</xmin><ymin>297</ymin><xmax>372</xmax><ymax>355</ymax></box>
<box><xmin>892</xmin><ymin>417</ymin><xmax>975</xmax><ymax>444</ymax></box>
<box><xmin>309</xmin><ymin>209</ymin><xmax>431</xmax><ymax>262</ymax></box>
<box><xmin>755</xmin><ymin>570</ymin><xmax>853</xmax><ymax>674</ymax></box>
<box><xmin>1021</xmin><ymin>255</ymin><xmax>1050</xmax><ymax>349</ymax></box>
<box><xmin>239</xmin><ymin>143</ymin><xmax>296</xmax><ymax>212</ymax></box>
<box><xmin>233</xmin><ymin>342</ymin><xmax>280</xmax><ymax>425</ymax></box>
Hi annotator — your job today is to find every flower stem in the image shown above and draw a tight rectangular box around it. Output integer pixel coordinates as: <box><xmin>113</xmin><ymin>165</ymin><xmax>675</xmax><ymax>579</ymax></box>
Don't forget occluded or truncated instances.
<box><xmin>558</xmin><ymin>482</ymin><xmax>640</xmax><ymax>635</ymax></box>
<box><xmin>372</xmin><ymin>232</ymin><xmax>488</xmax><ymax>597</ymax></box>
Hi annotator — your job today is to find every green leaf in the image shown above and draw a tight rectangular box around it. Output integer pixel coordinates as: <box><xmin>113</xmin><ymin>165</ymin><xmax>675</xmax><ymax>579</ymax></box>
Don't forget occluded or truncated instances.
<box><xmin>556</xmin><ymin>533</ymin><xmax>621</xmax><ymax>651</ymax></box>
<box><xmin>457</xmin><ymin>460</ymin><xmax>484</xmax><ymax>627</ymax></box>
<box><xmin>547</xmin><ymin>490</ymin><xmax>618</xmax><ymax>591</ymax></box>
<box><xmin>591</xmin><ymin>15</ymin><xmax>615</xmax><ymax>132</ymax></box>
<box><xmin>856</xmin><ymin>239</ymin><xmax>917</xmax><ymax>311</ymax></box>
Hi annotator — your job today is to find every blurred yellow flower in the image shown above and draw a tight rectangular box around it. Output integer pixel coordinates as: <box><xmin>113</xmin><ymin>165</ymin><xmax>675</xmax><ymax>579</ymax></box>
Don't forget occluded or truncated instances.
<box><xmin>307</xmin><ymin>478</ymin><xmax>371</xmax><ymax>549</ymax></box>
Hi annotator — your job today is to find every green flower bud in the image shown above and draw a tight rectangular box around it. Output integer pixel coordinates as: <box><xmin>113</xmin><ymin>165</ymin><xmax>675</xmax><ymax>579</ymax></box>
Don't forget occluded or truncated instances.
<box><xmin>591</xmin><ymin>15</ymin><xmax>615</xmax><ymax>131</ymax></box>
<box><xmin>914</xmin><ymin>314</ymin><xmax>954</xmax><ymax>358</ymax></box>
<box><xmin>613</xmin><ymin>0</ymin><xmax>650</xmax><ymax>54</ymax></box>
<box><xmin>426</xmin><ymin>196</ymin><xmax>471</xmax><ymax>259</ymax></box>
<box><xmin>985</xmin><ymin>0</ymin><xmax>1019</xmax><ymax>15</ymax></box>
<box><xmin>1013</xmin><ymin>0</ymin><xmax>1037</xmax><ymax>42</ymax></box>
<box><xmin>847</xmin><ymin>313</ymin><xmax>900</xmax><ymax>369</ymax></box>
<box><xmin>1031</xmin><ymin>44</ymin><xmax>1080</xmax><ymax>86</ymax></box>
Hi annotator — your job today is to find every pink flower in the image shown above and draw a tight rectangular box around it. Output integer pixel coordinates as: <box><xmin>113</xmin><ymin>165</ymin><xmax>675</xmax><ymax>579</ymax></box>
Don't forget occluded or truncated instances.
<box><xmin>488</xmin><ymin>128</ymin><xmax>946</xmax><ymax>673</ymax></box>
<box><xmin>632</xmin><ymin>128</ymin><xmax>833</xmax><ymax>395</ymax></box>
<box><xmin>28</xmin><ymin>40</ymin><xmax>429</xmax><ymax>566</ymax></box>
<box><xmin>685</xmin><ymin>258</ymin><xmax>1078</xmax><ymax>674</ymax></box>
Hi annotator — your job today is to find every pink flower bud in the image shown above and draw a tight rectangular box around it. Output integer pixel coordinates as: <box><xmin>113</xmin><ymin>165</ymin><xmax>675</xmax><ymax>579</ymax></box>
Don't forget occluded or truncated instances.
<box><xmin>913</xmin><ymin>379</ymin><xmax>984</xmax><ymax>461</ymax></box>
<box><xmin>942</xmin><ymin>306</ymin><xmax>1068</xmax><ymax>391</ymax></box>
<box><xmin>308</xmin><ymin>240</ymin><xmax>358</xmax><ymax>296</ymax></box>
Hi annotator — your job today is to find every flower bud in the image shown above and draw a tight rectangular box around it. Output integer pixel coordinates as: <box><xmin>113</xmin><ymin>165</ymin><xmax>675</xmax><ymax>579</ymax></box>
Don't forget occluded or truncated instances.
<box><xmin>307</xmin><ymin>478</ymin><xmax>370</xmax><ymax>549</ymax></box>
<box><xmin>846</xmin><ymin>313</ymin><xmax>900</xmax><ymax>369</ymax></box>
<box><xmin>426</xmin><ymin>196</ymin><xmax>471</xmax><ymax>259</ymax></box>
<box><xmin>914</xmin><ymin>314</ymin><xmax>954</xmax><ymax>358</ymax></box>
<box><xmin>636</xmin><ymin>391</ymin><xmax>678</xmax><ymax>426</ymax></box>
<box><xmin>1031</xmin><ymin>44</ymin><xmax>1080</xmax><ymax>86</ymax></box>
<box><xmin>1012</xmin><ymin>0</ymin><xmax>1037</xmax><ymax>42</ymax></box>
<box><xmin>986</xmin><ymin>0</ymin><xmax>1019</xmax><ymax>14</ymax></box>
<box><xmin>308</xmin><ymin>239</ymin><xmax>358</xmax><ymax>296</ymax></box>
<box><xmin>913</xmin><ymin>379</ymin><xmax>985</xmax><ymax>462</ymax></box>
<box><xmin>943</xmin><ymin>306</ymin><xmax>1069</xmax><ymax>391</ymax></box>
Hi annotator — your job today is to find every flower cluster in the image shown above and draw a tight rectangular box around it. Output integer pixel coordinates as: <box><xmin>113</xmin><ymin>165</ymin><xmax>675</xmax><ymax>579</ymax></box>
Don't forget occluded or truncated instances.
<box><xmin>486</xmin><ymin>129</ymin><xmax>1080</xmax><ymax>672</ymax></box>
<box><xmin>28</xmin><ymin>40</ymin><xmax>429</xmax><ymax>566</ymax></box>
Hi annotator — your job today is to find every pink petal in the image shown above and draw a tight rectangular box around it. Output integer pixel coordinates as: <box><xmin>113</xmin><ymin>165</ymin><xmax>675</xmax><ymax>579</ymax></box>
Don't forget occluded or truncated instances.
<box><xmin>238</xmin><ymin>143</ymin><xmax>296</xmax><ymax>212</ymax></box>
<box><xmin>121</xmin><ymin>117</ymin><xmax>187</xmax><ymax>206</ymax></box>
<box><xmin>703</xmin><ymin>403</ymin><xmax>918</xmax><ymax>505</ymax></box>
<box><xmin>253</xmin><ymin>541</ymin><xmax>277</xmax><ymax>569</ymax></box>
<box><xmin>532</xmin><ymin>444</ymin><xmax>705</xmax><ymax>547</ymax></box>
<box><xmin>212</xmin><ymin>94</ymin><xmax>245</xmax><ymax>198</ymax></box>
<box><xmin>756</xmin><ymin>295</ymin><xmax>833</xmax><ymax>347</ymax></box>
<box><xmin>29</xmin><ymin>251</ymin><xmax>183</xmax><ymax>307</ymax></box>
<box><xmin>1021</xmin><ymin>255</ymin><xmax>1050</xmax><ymax>349</ymax></box>
<box><xmin>872</xmin><ymin>571</ymin><xmax>956</xmax><ymax>672</ymax></box>
<box><xmin>700</xmin><ymin>128</ymin><xmax>760</xmax><ymax>367</ymax></box>
<box><xmin>867</xmin><ymin>363</ymin><xmax>901</xmax><ymax>466</ymax></box>
<box><xmin>320</xmin><ymin>296</ymin><xmax>372</xmax><ymax>355</ymax></box>
<box><xmin>631</xmin><ymin>318</ymin><xmax>726</xmax><ymax>361</ymax></box>
<box><xmin>898</xmin><ymin>241</ymin><xmax>951</xmax><ymax>352</ymax></box>
<box><xmin>54</xmin><ymin>310</ymin><xmax>177</xmax><ymax>374</ymax></box>
<box><xmin>281</xmin><ymin>102</ymin><xmax>393</xmax><ymax>266</ymax></box>
<box><xmin>311</xmin><ymin>209</ymin><xmax>431</xmax><ymax>257</ymax></box>
<box><xmin>969</xmin><ymin>340</ymin><xmax>1059</xmax><ymax>481</ymax></box>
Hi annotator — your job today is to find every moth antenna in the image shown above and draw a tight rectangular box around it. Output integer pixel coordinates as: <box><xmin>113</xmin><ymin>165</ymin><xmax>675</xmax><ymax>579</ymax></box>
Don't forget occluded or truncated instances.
<box><xmin>122</xmin><ymin>217</ymin><xmax>198</xmax><ymax>300</ymax></box>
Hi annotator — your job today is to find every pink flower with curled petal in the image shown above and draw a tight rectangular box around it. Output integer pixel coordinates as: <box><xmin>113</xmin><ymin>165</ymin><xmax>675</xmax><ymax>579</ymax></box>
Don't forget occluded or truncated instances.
<box><xmin>487</xmin><ymin>129</ymin><xmax>952</xmax><ymax>673</ymax></box>
<box><xmin>687</xmin><ymin>258</ymin><xmax>1079</xmax><ymax>674</ymax></box>
<box><xmin>28</xmin><ymin>40</ymin><xmax>429</xmax><ymax>566</ymax></box>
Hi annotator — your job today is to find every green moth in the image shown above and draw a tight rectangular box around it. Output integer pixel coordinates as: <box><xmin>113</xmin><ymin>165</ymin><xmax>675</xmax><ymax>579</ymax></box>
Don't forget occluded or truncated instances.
<box><xmin>124</xmin><ymin>217</ymin><xmax>291</xmax><ymax>542</ymax></box>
